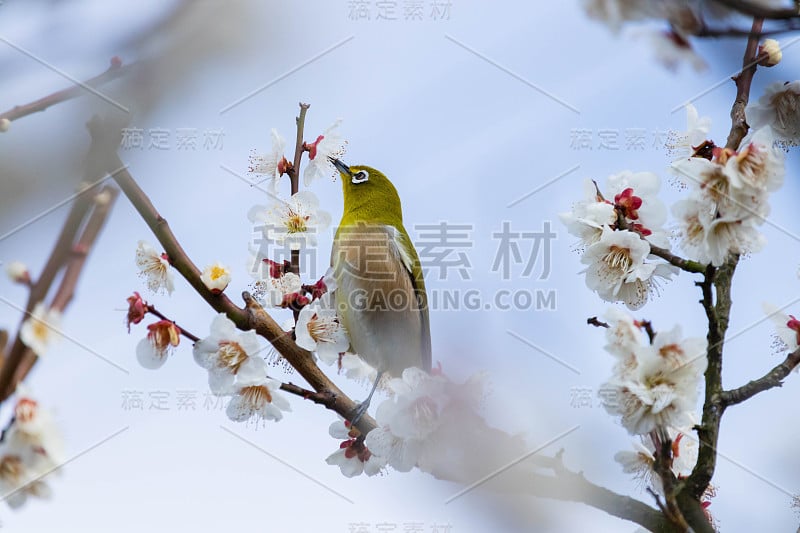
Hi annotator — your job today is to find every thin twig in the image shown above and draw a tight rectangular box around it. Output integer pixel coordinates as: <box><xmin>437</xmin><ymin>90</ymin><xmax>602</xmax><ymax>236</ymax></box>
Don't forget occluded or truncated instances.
<box><xmin>1</xmin><ymin>186</ymin><xmax>119</xmax><ymax>400</ymax></box>
<box><xmin>0</xmin><ymin>184</ymin><xmax>99</xmax><ymax>401</ymax></box>
<box><xmin>721</xmin><ymin>347</ymin><xmax>800</xmax><ymax>406</ymax></box>
<box><xmin>648</xmin><ymin>244</ymin><xmax>707</xmax><ymax>274</ymax></box>
<box><xmin>0</xmin><ymin>58</ymin><xmax>130</xmax><ymax>122</ymax></box>
<box><xmin>725</xmin><ymin>17</ymin><xmax>764</xmax><ymax>150</ymax></box>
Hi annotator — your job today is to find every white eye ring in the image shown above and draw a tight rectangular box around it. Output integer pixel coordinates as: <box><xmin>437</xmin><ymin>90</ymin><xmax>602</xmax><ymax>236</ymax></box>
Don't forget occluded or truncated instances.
<box><xmin>351</xmin><ymin>170</ymin><xmax>369</xmax><ymax>184</ymax></box>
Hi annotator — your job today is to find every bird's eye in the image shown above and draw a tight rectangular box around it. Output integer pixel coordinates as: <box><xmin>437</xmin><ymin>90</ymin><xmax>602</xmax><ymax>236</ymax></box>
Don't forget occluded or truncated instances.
<box><xmin>351</xmin><ymin>170</ymin><xmax>369</xmax><ymax>184</ymax></box>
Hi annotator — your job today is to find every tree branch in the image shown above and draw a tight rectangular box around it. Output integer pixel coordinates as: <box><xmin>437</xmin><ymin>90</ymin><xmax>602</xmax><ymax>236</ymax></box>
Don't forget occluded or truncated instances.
<box><xmin>0</xmin><ymin>58</ymin><xmax>129</xmax><ymax>123</ymax></box>
<box><xmin>528</xmin><ymin>453</ymin><xmax>679</xmax><ymax>532</ymax></box>
<box><xmin>725</xmin><ymin>17</ymin><xmax>764</xmax><ymax>150</ymax></box>
<box><xmin>287</xmin><ymin>102</ymin><xmax>310</xmax><ymax>277</ymax></box>
<box><xmin>721</xmin><ymin>347</ymin><xmax>800</xmax><ymax>406</ymax></box>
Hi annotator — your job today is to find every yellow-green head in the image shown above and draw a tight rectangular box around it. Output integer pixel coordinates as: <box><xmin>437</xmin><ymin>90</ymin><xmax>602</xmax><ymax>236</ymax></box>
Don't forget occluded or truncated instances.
<box><xmin>330</xmin><ymin>158</ymin><xmax>404</xmax><ymax>229</ymax></box>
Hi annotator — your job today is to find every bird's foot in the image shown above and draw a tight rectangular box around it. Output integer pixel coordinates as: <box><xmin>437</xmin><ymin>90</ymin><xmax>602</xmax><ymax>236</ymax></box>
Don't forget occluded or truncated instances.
<box><xmin>348</xmin><ymin>399</ymin><xmax>371</xmax><ymax>426</ymax></box>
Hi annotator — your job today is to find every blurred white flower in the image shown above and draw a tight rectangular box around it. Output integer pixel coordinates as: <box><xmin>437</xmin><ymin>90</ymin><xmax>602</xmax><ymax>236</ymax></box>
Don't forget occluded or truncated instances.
<box><xmin>200</xmin><ymin>262</ymin><xmax>231</xmax><ymax>294</ymax></box>
<box><xmin>19</xmin><ymin>303</ymin><xmax>62</xmax><ymax>357</ymax></box>
<box><xmin>135</xmin><ymin>240</ymin><xmax>174</xmax><ymax>295</ymax></box>
<box><xmin>0</xmin><ymin>455</ymin><xmax>52</xmax><ymax>509</ymax></box>
<box><xmin>0</xmin><ymin>392</ymin><xmax>64</xmax><ymax>509</ymax></box>
<box><xmin>364</xmin><ymin>368</ymin><xmax>486</xmax><ymax>473</ymax></box>
<box><xmin>226</xmin><ymin>373</ymin><xmax>291</xmax><ymax>423</ymax></box>
<box><xmin>193</xmin><ymin>314</ymin><xmax>266</xmax><ymax>394</ymax></box>
<box><xmin>643</xmin><ymin>29</ymin><xmax>706</xmax><ymax>72</ymax></box>
<box><xmin>249</xmin><ymin>191</ymin><xmax>331</xmax><ymax>250</ymax></box>
<box><xmin>747</xmin><ymin>81</ymin><xmax>800</xmax><ymax>143</ymax></box>
<box><xmin>4</xmin><ymin>260</ymin><xmax>30</xmax><ymax>285</ymax></box>
<box><xmin>303</xmin><ymin>120</ymin><xmax>347</xmax><ymax>186</ymax></box>
<box><xmin>248</xmin><ymin>129</ymin><xmax>289</xmax><ymax>192</ymax></box>
<box><xmin>136</xmin><ymin>320</ymin><xmax>180</xmax><ymax>369</ymax></box>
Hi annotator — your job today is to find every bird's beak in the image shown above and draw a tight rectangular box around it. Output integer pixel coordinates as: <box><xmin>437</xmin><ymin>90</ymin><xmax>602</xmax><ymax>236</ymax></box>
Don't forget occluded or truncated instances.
<box><xmin>329</xmin><ymin>157</ymin><xmax>352</xmax><ymax>177</ymax></box>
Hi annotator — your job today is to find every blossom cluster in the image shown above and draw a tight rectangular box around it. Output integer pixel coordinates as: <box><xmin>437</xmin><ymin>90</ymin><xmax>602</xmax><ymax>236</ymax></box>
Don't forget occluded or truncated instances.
<box><xmin>0</xmin><ymin>391</ymin><xmax>64</xmax><ymax>509</ymax></box>
<box><xmin>599</xmin><ymin>308</ymin><xmax>706</xmax><ymax>435</ymax></box>
<box><xmin>671</xmin><ymin>106</ymin><xmax>785</xmax><ymax>266</ymax></box>
<box><xmin>560</xmin><ymin>171</ymin><xmax>676</xmax><ymax>309</ymax></box>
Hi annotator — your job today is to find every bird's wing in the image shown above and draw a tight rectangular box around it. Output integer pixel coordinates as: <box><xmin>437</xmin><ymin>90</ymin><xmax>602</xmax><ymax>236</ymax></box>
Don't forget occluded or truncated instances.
<box><xmin>331</xmin><ymin>223</ymin><xmax>432</xmax><ymax>374</ymax></box>
<box><xmin>391</xmin><ymin>225</ymin><xmax>432</xmax><ymax>373</ymax></box>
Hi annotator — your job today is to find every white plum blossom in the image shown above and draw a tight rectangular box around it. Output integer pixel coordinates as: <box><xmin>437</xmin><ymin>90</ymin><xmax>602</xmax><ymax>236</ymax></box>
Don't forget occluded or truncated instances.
<box><xmin>670</xmin><ymin>128</ymin><xmax>783</xmax><ymax>266</ymax></box>
<box><xmin>249</xmin><ymin>190</ymin><xmax>331</xmax><ymax>250</ymax></box>
<box><xmin>600</xmin><ymin>321</ymin><xmax>707</xmax><ymax>435</ymax></box>
<box><xmin>295</xmin><ymin>294</ymin><xmax>349</xmax><ymax>362</ymax></box>
<box><xmin>763</xmin><ymin>302</ymin><xmax>800</xmax><ymax>357</ymax></box>
<box><xmin>615</xmin><ymin>427</ymin><xmax>697</xmax><ymax>493</ymax></box>
<box><xmin>559</xmin><ymin>179</ymin><xmax>617</xmax><ymax>251</ymax></box>
<box><xmin>603</xmin><ymin>306</ymin><xmax>646</xmax><ymax>373</ymax></box>
<box><xmin>19</xmin><ymin>303</ymin><xmax>62</xmax><ymax>357</ymax></box>
<box><xmin>200</xmin><ymin>262</ymin><xmax>231</xmax><ymax>294</ymax></box>
<box><xmin>614</xmin><ymin>440</ymin><xmax>656</xmax><ymax>488</ymax></box>
<box><xmin>747</xmin><ymin>81</ymin><xmax>800</xmax><ymax>144</ymax></box>
<box><xmin>725</xmin><ymin>126</ymin><xmax>784</xmax><ymax>193</ymax></box>
<box><xmin>325</xmin><ymin>418</ymin><xmax>384</xmax><ymax>477</ymax></box>
<box><xmin>606</xmin><ymin>170</ymin><xmax>669</xmax><ymax>247</ymax></box>
<box><xmin>671</xmin><ymin>196</ymin><xmax>715</xmax><ymax>264</ymax></box>
<box><xmin>257</xmin><ymin>271</ymin><xmax>302</xmax><ymax>308</ymax></box>
<box><xmin>135</xmin><ymin>240</ymin><xmax>174</xmax><ymax>295</ymax></box>
<box><xmin>136</xmin><ymin>320</ymin><xmax>180</xmax><ymax>369</ymax></box>
<box><xmin>668</xmin><ymin>103</ymin><xmax>712</xmax><ymax>159</ymax></box>
<box><xmin>702</xmin><ymin>216</ymin><xmax>766</xmax><ymax>267</ymax></box>
<box><xmin>193</xmin><ymin>314</ymin><xmax>267</xmax><ymax>394</ymax></box>
<box><xmin>582</xmin><ymin>227</ymin><xmax>676</xmax><ymax>309</ymax></box>
<box><xmin>303</xmin><ymin>120</ymin><xmax>347</xmax><ymax>186</ymax></box>
<box><xmin>226</xmin><ymin>372</ymin><xmax>291</xmax><ymax>423</ymax></box>
<box><xmin>248</xmin><ymin>129</ymin><xmax>288</xmax><ymax>192</ymax></box>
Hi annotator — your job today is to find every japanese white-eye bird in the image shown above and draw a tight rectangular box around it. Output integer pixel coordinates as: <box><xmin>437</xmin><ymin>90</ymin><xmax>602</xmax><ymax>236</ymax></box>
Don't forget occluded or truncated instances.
<box><xmin>330</xmin><ymin>158</ymin><xmax>432</xmax><ymax>420</ymax></box>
